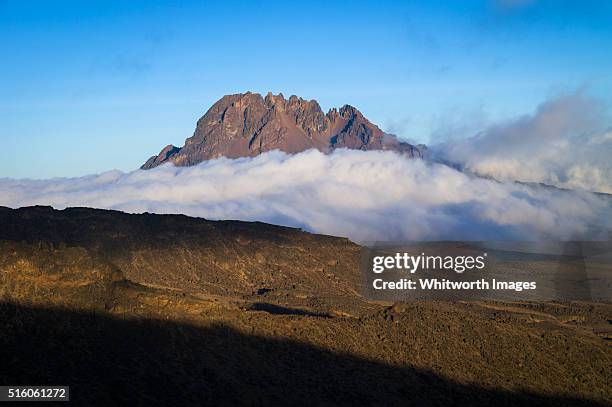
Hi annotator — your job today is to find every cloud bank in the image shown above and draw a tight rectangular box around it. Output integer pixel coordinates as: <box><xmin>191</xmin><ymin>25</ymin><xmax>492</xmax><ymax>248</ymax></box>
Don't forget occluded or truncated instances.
<box><xmin>435</xmin><ymin>90</ymin><xmax>612</xmax><ymax>194</ymax></box>
<box><xmin>1</xmin><ymin>149</ymin><xmax>610</xmax><ymax>242</ymax></box>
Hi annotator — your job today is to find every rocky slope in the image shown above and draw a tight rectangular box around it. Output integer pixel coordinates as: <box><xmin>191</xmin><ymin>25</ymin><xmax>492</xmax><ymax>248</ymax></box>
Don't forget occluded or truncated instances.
<box><xmin>1</xmin><ymin>206</ymin><xmax>611</xmax><ymax>406</ymax></box>
<box><xmin>142</xmin><ymin>92</ymin><xmax>422</xmax><ymax>169</ymax></box>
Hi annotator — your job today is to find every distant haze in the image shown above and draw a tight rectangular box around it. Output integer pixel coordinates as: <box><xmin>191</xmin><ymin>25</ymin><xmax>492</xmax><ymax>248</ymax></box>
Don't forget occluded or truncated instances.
<box><xmin>1</xmin><ymin>149</ymin><xmax>610</xmax><ymax>242</ymax></box>
<box><xmin>434</xmin><ymin>90</ymin><xmax>612</xmax><ymax>194</ymax></box>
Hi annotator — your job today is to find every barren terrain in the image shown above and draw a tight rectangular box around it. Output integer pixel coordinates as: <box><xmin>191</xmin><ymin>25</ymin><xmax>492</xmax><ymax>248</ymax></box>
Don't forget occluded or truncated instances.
<box><xmin>0</xmin><ymin>206</ymin><xmax>610</xmax><ymax>406</ymax></box>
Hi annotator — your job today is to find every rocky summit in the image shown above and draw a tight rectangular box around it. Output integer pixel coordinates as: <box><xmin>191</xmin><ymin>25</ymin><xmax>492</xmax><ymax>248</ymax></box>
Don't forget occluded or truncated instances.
<box><xmin>142</xmin><ymin>92</ymin><xmax>422</xmax><ymax>169</ymax></box>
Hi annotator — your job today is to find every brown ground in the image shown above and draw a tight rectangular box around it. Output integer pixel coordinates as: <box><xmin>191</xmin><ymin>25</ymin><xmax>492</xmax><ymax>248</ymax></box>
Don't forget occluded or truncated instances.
<box><xmin>0</xmin><ymin>206</ymin><xmax>610</xmax><ymax>406</ymax></box>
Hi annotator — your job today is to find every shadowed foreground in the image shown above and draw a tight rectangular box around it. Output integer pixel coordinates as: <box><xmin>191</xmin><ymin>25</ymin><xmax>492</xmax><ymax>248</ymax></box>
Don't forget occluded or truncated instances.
<box><xmin>0</xmin><ymin>302</ymin><xmax>607</xmax><ymax>407</ymax></box>
<box><xmin>0</xmin><ymin>207</ymin><xmax>610</xmax><ymax>406</ymax></box>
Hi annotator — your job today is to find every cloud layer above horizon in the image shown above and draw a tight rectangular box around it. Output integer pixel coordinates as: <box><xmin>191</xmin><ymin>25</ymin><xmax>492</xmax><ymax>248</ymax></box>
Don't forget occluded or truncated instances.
<box><xmin>435</xmin><ymin>90</ymin><xmax>612</xmax><ymax>194</ymax></box>
<box><xmin>1</xmin><ymin>149</ymin><xmax>610</xmax><ymax>242</ymax></box>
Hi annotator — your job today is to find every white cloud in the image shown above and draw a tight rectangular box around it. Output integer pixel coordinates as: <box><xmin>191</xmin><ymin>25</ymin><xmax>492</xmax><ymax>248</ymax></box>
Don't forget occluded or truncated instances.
<box><xmin>1</xmin><ymin>149</ymin><xmax>609</xmax><ymax>242</ymax></box>
<box><xmin>434</xmin><ymin>90</ymin><xmax>612</xmax><ymax>194</ymax></box>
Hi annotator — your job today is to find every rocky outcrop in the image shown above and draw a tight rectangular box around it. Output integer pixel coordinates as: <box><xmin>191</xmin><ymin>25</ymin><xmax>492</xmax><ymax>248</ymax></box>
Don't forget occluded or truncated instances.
<box><xmin>142</xmin><ymin>92</ymin><xmax>422</xmax><ymax>169</ymax></box>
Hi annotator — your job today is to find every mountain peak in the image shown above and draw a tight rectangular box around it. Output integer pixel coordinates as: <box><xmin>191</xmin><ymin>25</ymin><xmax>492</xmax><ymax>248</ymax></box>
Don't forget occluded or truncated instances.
<box><xmin>141</xmin><ymin>92</ymin><xmax>422</xmax><ymax>169</ymax></box>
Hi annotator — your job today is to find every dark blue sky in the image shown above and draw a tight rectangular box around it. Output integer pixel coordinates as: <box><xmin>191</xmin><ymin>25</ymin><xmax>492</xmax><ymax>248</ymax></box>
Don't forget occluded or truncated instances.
<box><xmin>2</xmin><ymin>0</ymin><xmax>612</xmax><ymax>178</ymax></box>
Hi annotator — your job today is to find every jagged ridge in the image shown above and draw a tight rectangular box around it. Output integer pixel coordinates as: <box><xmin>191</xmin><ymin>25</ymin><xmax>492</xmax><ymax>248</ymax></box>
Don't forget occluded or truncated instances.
<box><xmin>142</xmin><ymin>92</ymin><xmax>421</xmax><ymax>169</ymax></box>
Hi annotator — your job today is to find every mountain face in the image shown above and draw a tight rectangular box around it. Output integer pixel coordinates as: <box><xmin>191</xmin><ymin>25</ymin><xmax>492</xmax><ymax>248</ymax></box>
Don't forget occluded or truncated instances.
<box><xmin>142</xmin><ymin>92</ymin><xmax>422</xmax><ymax>169</ymax></box>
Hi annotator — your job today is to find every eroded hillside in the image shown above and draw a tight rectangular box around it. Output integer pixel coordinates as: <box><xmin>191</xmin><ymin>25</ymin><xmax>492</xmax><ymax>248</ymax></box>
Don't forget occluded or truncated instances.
<box><xmin>0</xmin><ymin>206</ymin><xmax>610</xmax><ymax>406</ymax></box>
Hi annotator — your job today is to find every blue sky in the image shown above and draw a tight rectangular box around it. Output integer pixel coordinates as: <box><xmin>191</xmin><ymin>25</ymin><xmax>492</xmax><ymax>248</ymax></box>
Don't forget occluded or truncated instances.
<box><xmin>1</xmin><ymin>0</ymin><xmax>611</xmax><ymax>178</ymax></box>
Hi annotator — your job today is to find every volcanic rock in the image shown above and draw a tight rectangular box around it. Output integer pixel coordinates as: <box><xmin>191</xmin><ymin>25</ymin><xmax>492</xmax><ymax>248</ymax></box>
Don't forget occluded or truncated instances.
<box><xmin>142</xmin><ymin>92</ymin><xmax>421</xmax><ymax>169</ymax></box>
